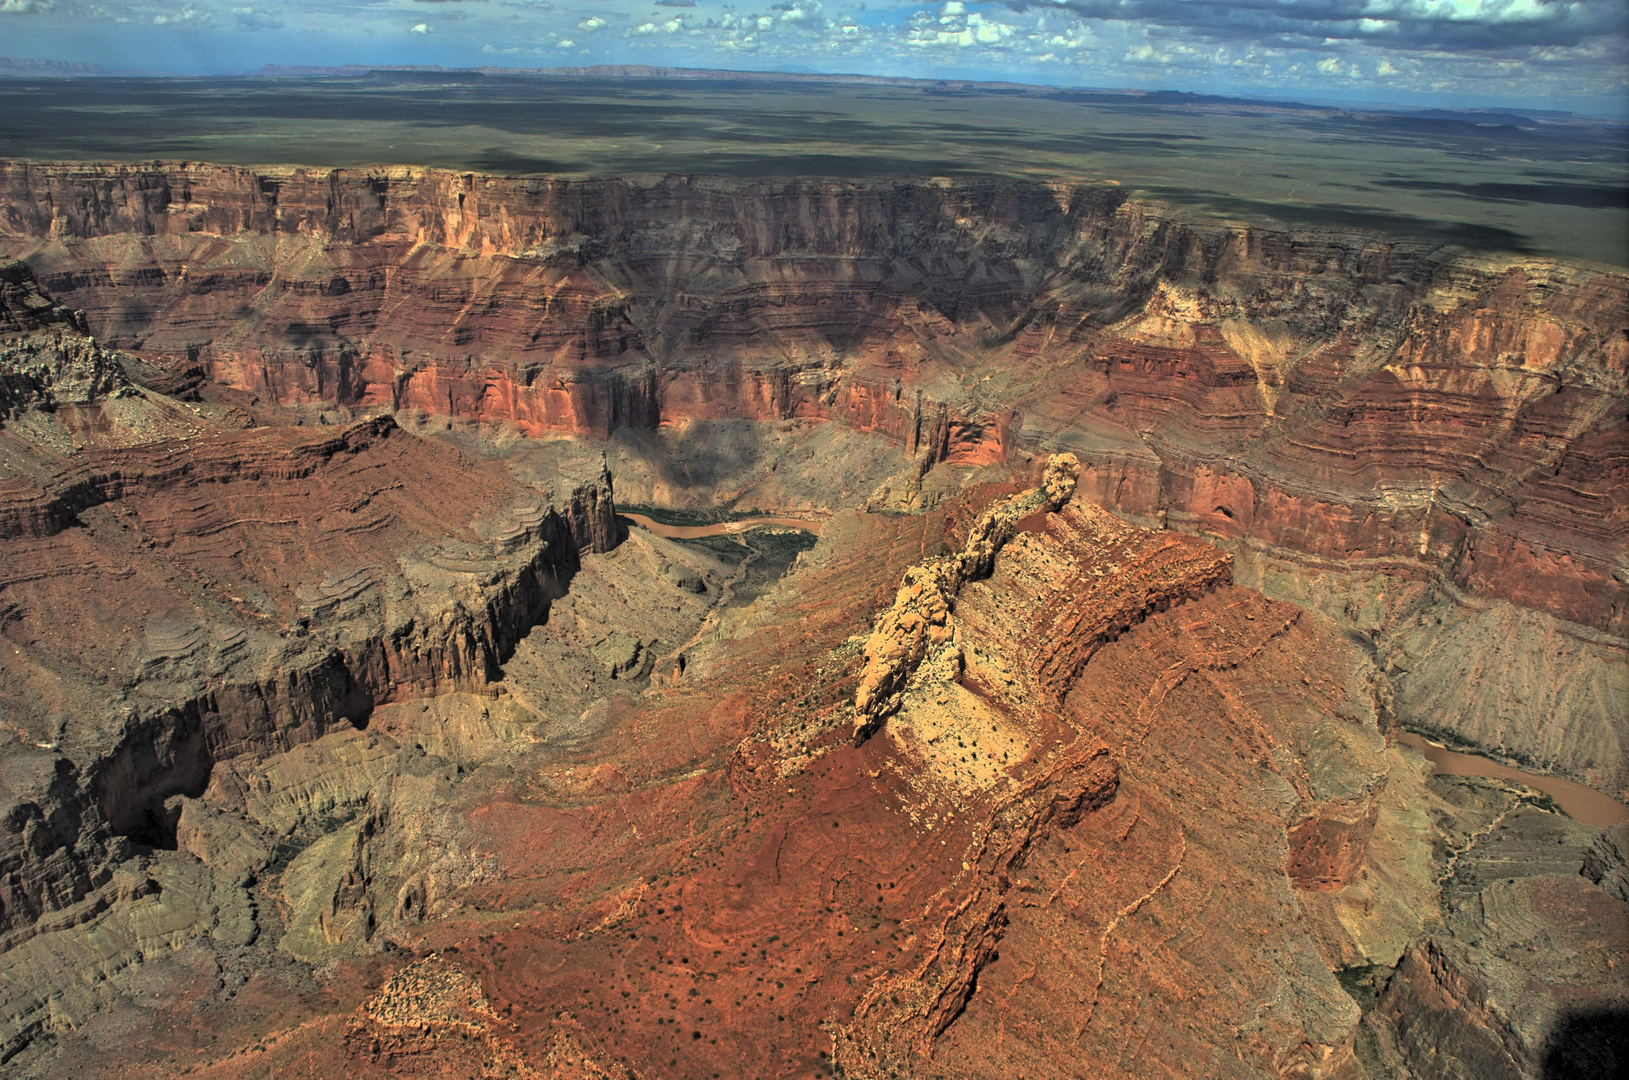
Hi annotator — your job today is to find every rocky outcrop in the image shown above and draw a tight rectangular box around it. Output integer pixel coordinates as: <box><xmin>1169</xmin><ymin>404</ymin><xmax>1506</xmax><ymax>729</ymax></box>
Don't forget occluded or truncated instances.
<box><xmin>0</xmin><ymin>257</ymin><xmax>86</xmax><ymax>336</ymax></box>
<box><xmin>0</xmin><ymin>330</ymin><xmax>133</xmax><ymax>421</ymax></box>
<box><xmin>1</xmin><ymin>257</ymin><xmax>123</xmax><ymax>421</ymax></box>
<box><xmin>1583</xmin><ymin>821</ymin><xmax>1629</xmax><ymax>901</ymax></box>
<box><xmin>561</xmin><ymin>456</ymin><xmax>624</xmax><ymax>553</ymax></box>
<box><xmin>852</xmin><ymin>453</ymin><xmax>1080</xmax><ymax>739</ymax></box>
<box><xmin>828</xmin><ymin>470</ymin><xmax>1381</xmax><ymax>1078</ymax></box>
<box><xmin>1377</xmin><ymin>875</ymin><xmax>1629</xmax><ymax>1080</ymax></box>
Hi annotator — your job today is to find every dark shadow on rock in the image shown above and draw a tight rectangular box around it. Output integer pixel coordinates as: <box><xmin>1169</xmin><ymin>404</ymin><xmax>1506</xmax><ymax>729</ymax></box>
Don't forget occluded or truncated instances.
<box><xmin>1542</xmin><ymin>1006</ymin><xmax>1629</xmax><ymax>1080</ymax></box>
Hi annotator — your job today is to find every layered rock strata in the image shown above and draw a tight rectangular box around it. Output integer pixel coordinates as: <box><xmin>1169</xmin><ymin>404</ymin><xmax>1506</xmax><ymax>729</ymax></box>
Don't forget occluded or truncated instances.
<box><xmin>1</xmin><ymin>424</ymin><xmax>1618</xmax><ymax>1080</ymax></box>
<box><xmin>0</xmin><ymin>308</ymin><xmax>622</xmax><ymax>943</ymax></box>
<box><xmin>1376</xmin><ymin>875</ymin><xmax>1628</xmax><ymax>1080</ymax></box>
<box><xmin>57</xmin><ymin>478</ymin><xmax>1387</xmax><ymax>1080</ymax></box>
<box><xmin>1583</xmin><ymin>821</ymin><xmax>1629</xmax><ymax>901</ymax></box>
<box><xmin>852</xmin><ymin>453</ymin><xmax>1082</xmax><ymax>739</ymax></box>
<box><xmin>0</xmin><ymin>164</ymin><xmax>1620</xmax><ymax>635</ymax></box>
<box><xmin>2</xmin><ymin>165</ymin><xmax>1623</xmax><ymax>795</ymax></box>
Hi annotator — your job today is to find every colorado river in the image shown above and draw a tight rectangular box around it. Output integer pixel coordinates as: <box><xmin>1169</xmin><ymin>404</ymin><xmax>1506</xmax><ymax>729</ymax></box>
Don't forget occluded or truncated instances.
<box><xmin>620</xmin><ymin>512</ymin><xmax>825</xmax><ymax>540</ymax></box>
<box><xmin>1397</xmin><ymin>731</ymin><xmax>1629</xmax><ymax>828</ymax></box>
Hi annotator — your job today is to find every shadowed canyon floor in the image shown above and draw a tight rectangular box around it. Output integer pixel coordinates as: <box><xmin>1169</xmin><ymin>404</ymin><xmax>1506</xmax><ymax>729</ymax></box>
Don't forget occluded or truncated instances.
<box><xmin>0</xmin><ymin>166</ymin><xmax>1624</xmax><ymax>1079</ymax></box>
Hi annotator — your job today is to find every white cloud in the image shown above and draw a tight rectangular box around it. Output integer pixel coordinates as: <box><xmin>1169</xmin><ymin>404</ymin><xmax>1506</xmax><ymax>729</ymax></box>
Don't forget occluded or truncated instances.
<box><xmin>971</xmin><ymin>14</ymin><xmax>1012</xmax><ymax>43</ymax></box>
<box><xmin>908</xmin><ymin>7</ymin><xmax>1014</xmax><ymax>48</ymax></box>
<box><xmin>1</xmin><ymin>0</ymin><xmax>1620</xmax><ymax>114</ymax></box>
<box><xmin>153</xmin><ymin>7</ymin><xmax>206</xmax><ymax>26</ymax></box>
<box><xmin>233</xmin><ymin>6</ymin><xmax>283</xmax><ymax>31</ymax></box>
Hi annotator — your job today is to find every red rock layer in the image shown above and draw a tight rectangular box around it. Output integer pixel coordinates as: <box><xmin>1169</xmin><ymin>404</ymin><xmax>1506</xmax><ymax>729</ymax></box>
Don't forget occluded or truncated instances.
<box><xmin>0</xmin><ymin>163</ymin><xmax>1623</xmax><ymax>632</ymax></box>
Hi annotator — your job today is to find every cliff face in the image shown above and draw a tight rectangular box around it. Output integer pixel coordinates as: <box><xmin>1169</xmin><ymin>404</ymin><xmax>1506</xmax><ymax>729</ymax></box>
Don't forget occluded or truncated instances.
<box><xmin>1</xmin><ymin>163</ymin><xmax>1621</xmax><ymax>640</ymax></box>
<box><xmin>0</xmin><ymin>304</ymin><xmax>623</xmax><ymax>937</ymax></box>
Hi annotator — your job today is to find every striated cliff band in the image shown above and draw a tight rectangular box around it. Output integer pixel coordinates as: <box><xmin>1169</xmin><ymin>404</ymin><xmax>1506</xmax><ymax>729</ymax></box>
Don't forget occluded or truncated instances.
<box><xmin>3</xmin><ymin>162</ymin><xmax>1624</xmax><ymax>789</ymax></box>
<box><xmin>0</xmin><ymin>162</ymin><xmax>1624</xmax><ymax>1079</ymax></box>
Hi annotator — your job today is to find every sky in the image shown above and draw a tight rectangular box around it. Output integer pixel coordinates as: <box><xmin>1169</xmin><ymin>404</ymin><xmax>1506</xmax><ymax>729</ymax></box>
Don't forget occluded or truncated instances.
<box><xmin>3</xmin><ymin>0</ymin><xmax>1626</xmax><ymax>116</ymax></box>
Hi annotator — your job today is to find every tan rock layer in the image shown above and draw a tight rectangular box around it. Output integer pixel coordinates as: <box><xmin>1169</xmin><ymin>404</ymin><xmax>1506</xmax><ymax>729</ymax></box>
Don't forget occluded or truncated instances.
<box><xmin>852</xmin><ymin>453</ymin><xmax>1079</xmax><ymax>739</ymax></box>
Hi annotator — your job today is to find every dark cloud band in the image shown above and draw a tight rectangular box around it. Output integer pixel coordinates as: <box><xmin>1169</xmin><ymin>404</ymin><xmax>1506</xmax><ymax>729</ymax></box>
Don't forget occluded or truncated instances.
<box><xmin>998</xmin><ymin>0</ymin><xmax>1627</xmax><ymax>54</ymax></box>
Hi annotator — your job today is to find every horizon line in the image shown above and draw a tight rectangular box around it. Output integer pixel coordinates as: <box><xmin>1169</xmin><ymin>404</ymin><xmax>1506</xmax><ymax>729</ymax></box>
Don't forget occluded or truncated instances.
<box><xmin>1</xmin><ymin>54</ymin><xmax>1622</xmax><ymax>124</ymax></box>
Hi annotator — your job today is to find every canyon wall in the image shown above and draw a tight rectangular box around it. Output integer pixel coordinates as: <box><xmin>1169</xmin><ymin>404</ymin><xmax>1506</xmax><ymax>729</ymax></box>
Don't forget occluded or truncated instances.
<box><xmin>0</xmin><ymin>266</ymin><xmax>625</xmax><ymax>935</ymax></box>
<box><xmin>1</xmin><ymin>163</ymin><xmax>1619</xmax><ymax>641</ymax></box>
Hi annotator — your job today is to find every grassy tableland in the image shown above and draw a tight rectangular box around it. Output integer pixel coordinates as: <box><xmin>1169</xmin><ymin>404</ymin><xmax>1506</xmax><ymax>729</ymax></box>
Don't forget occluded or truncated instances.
<box><xmin>0</xmin><ymin>72</ymin><xmax>1624</xmax><ymax>266</ymax></box>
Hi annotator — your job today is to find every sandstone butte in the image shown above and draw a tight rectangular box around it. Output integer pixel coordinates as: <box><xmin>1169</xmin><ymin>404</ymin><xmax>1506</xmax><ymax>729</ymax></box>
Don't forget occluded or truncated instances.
<box><xmin>0</xmin><ymin>163</ymin><xmax>1623</xmax><ymax>1080</ymax></box>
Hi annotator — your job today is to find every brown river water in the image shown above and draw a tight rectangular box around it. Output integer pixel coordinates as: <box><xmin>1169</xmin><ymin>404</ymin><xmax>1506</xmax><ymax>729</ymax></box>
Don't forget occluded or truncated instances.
<box><xmin>621</xmin><ymin>512</ymin><xmax>826</xmax><ymax>540</ymax></box>
<box><xmin>1397</xmin><ymin>731</ymin><xmax>1629</xmax><ymax>828</ymax></box>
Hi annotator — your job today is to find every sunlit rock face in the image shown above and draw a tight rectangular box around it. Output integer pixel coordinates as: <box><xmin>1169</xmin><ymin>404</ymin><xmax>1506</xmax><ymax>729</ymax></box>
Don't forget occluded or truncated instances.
<box><xmin>2</xmin><ymin>164</ymin><xmax>1621</xmax><ymax>635</ymax></box>
<box><xmin>0</xmin><ymin>166</ymin><xmax>1623</xmax><ymax>1080</ymax></box>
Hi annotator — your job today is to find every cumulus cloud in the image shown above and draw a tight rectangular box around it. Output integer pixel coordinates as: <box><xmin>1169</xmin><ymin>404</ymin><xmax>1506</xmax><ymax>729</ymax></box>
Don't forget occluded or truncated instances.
<box><xmin>152</xmin><ymin>6</ymin><xmax>208</xmax><ymax>25</ymax></box>
<box><xmin>909</xmin><ymin>3</ymin><xmax>1016</xmax><ymax>48</ymax></box>
<box><xmin>233</xmin><ymin>5</ymin><xmax>283</xmax><ymax>30</ymax></box>
<box><xmin>633</xmin><ymin>15</ymin><xmax>681</xmax><ymax>33</ymax></box>
<box><xmin>1</xmin><ymin>0</ymin><xmax>1620</xmax><ymax>112</ymax></box>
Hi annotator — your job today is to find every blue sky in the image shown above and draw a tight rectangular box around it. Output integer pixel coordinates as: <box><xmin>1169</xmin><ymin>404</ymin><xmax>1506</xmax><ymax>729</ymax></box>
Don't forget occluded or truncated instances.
<box><xmin>4</xmin><ymin>0</ymin><xmax>1626</xmax><ymax>115</ymax></box>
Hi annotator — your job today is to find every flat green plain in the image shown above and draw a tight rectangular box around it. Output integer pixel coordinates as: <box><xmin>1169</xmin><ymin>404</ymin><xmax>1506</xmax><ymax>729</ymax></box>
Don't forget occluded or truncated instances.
<box><xmin>1</xmin><ymin>73</ymin><xmax>1624</xmax><ymax>267</ymax></box>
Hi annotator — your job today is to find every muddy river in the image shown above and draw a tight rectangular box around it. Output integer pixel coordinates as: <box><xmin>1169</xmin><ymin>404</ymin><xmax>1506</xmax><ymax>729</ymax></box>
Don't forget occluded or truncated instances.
<box><xmin>1397</xmin><ymin>731</ymin><xmax>1629</xmax><ymax>828</ymax></box>
<box><xmin>621</xmin><ymin>512</ymin><xmax>826</xmax><ymax>540</ymax></box>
